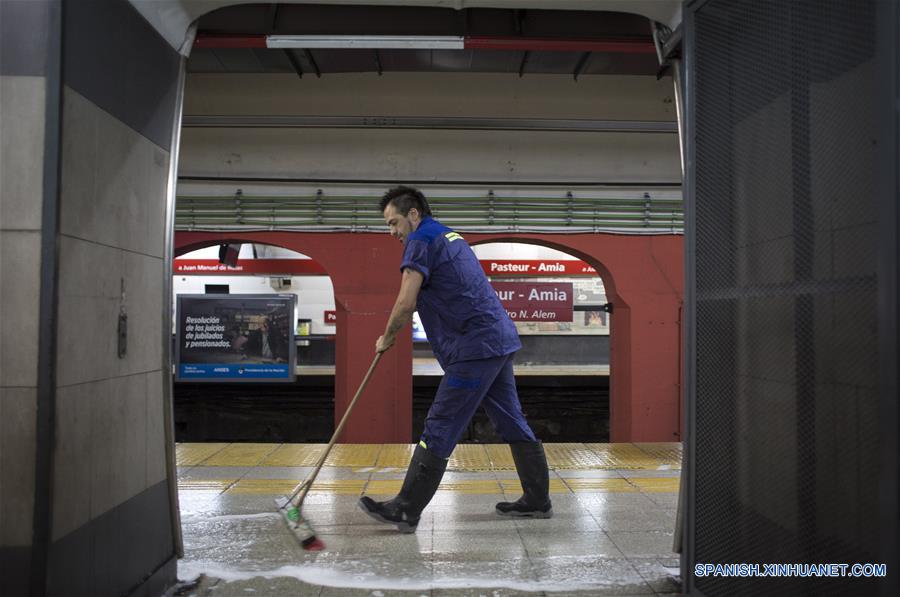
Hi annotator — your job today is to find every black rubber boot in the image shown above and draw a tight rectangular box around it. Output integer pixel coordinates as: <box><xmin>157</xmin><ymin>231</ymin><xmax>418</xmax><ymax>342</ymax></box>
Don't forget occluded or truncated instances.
<box><xmin>496</xmin><ymin>441</ymin><xmax>553</xmax><ymax>518</ymax></box>
<box><xmin>359</xmin><ymin>444</ymin><xmax>447</xmax><ymax>533</ymax></box>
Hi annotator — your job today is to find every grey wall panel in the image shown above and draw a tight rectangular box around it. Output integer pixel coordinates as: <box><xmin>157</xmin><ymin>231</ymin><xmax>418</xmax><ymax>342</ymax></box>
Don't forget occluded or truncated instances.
<box><xmin>184</xmin><ymin>72</ymin><xmax>677</xmax><ymax>120</ymax></box>
<box><xmin>0</xmin><ymin>231</ymin><xmax>42</xmax><ymax>386</ymax></box>
<box><xmin>0</xmin><ymin>387</ymin><xmax>38</xmax><ymax>547</ymax></box>
<box><xmin>179</xmin><ymin>71</ymin><xmax>681</xmax><ymax>185</ymax></box>
<box><xmin>46</xmin><ymin>480</ymin><xmax>174</xmax><ymax>597</ymax></box>
<box><xmin>876</xmin><ymin>0</ymin><xmax>900</xmax><ymax>594</ymax></box>
<box><xmin>180</xmin><ymin>127</ymin><xmax>682</xmax><ymax>184</ymax></box>
<box><xmin>0</xmin><ymin>0</ymin><xmax>50</xmax><ymax>76</ymax></box>
<box><xmin>0</xmin><ymin>76</ymin><xmax>47</xmax><ymax>231</ymax></box>
<box><xmin>46</xmin><ymin>1</ymin><xmax>183</xmax><ymax>594</ymax></box>
<box><xmin>59</xmin><ymin>88</ymin><xmax>169</xmax><ymax>258</ymax></box>
<box><xmin>685</xmin><ymin>0</ymin><xmax>886</xmax><ymax>595</ymax></box>
<box><xmin>0</xmin><ymin>546</ymin><xmax>31</xmax><ymax>596</ymax></box>
<box><xmin>63</xmin><ymin>0</ymin><xmax>181</xmax><ymax>149</ymax></box>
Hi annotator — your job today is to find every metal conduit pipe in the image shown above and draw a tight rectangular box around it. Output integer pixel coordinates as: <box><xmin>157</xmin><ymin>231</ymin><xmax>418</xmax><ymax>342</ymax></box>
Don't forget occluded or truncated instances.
<box><xmin>175</xmin><ymin>217</ymin><xmax>684</xmax><ymax>225</ymax></box>
<box><xmin>162</xmin><ymin>58</ymin><xmax>186</xmax><ymax>559</ymax></box>
<box><xmin>177</xmin><ymin>201</ymin><xmax>683</xmax><ymax>210</ymax></box>
<box><xmin>670</xmin><ymin>60</ymin><xmax>686</xmax><ymax>178</ymax></box>
<box><xmin>176</xmin><ymin>226</ymin><xmax>679</xmax><ymax>236</ymax></box>
<box><xmin>182</xmin><ymin>115</ymin><xmax>678</xmax><ymax>134</ymax></box>
<box><xmin>174</xmin><ymin>212</ymin><xmax>683</xmax><ymax>218</ymax></box>
<box><xmin>650</xmin><ymin>18</ymin><xmax>686</xmax><ymax>557</ymax></box>
<box><xmin>651</xmin><ymin>22</ymin><xmax>686</xmax><ymax>177</ymax></box>
<box><xmin>178</xmin><ymin>196</ymin><xmax>682</xmax><ymax>202</ymax></box>
<box><xmin>180</xmin><ymin>175</ymin><xmax>680</xmax><ymax>187</ymax></box>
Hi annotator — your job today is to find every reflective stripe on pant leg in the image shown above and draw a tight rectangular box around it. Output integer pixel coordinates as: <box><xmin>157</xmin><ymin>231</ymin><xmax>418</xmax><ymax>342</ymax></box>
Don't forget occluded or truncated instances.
<box><xmin>420</xmin><ymin>355</ymin><xmax>507</xmax><ymax>458</ymax></box>
<box><xmin>481</xmin><ymin>353</ymin><xmax>537</xmax><ymax>443</ymax></box>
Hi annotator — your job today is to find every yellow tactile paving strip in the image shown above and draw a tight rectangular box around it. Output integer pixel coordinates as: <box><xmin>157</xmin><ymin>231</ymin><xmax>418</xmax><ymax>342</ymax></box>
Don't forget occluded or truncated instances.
<box><xmin>545</xmin><ymin>443</ymin><xmax>611</xmax><ymax>469</ymax></box>
<box><xmin>177</xmin><ymin>442</ymin><xmax>682</xmax><ymax>471</ymax></box>
<box><xmin>447</xmin><ymin>444</ymin><xmax>492</xmax><ymax>471</ymax></box>
<box><xmin>261</xmin><ymin>444</ymin><xmax>326</xmax><ymax>467</ymax></box>
<box><xmin>583</xmin><ymin>443</ymin><xmax>680</xmax><ymax>469</ymax></box>
<box><xmin>633</xmin><ymin>443</ymin><xmax>683</xmax><ymax>466</ymax></box>
<box><xmin>178</xmin><ymin>477</ymin><xmax>672</xmax><ymax>495</ymax></box>
<box><xmin>177</xmin><ymin>479</ymin><xmax>235</xmax><ymax>491</ymax></box>
<box><xmin>202</xmin><ymin>443</ymin><xmax>280</xmax><ymax>467</ymax></box>
<box><xmin>626</xmin><ymin>477</ymin><xmax>681</xmax><ymax>493</ymax></box>
<box><xmin>374</xmin><ymin>444</ymin><xmax>415</xmax><ymax>468</ymax></box>
<box><xmin>176</xmin><ymin>443</ymin><xmax>229</xmax><ymax>467</ymax></box>
<box><xmin>176</xmin><ymin>442</ymin><xmax>682</xmax><ymax>496</ymax></box>
<box><xmin>484</xmin><ymin>444</ymin><xmax>516</xmax><ymax>469</ymax></box>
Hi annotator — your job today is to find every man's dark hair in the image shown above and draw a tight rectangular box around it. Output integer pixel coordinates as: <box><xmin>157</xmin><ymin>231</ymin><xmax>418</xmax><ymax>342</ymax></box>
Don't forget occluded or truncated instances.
<box><xmin>379</xmin><ymin>186</ymin><xmax>432</xmax><ymax>217</ymax></box>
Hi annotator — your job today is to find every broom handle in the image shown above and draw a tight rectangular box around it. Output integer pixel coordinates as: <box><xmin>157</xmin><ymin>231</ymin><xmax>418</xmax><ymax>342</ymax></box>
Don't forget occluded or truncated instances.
<box><xmin>290</xmin><ymin>351</ymin><xmax>383</xmax><ymax>506</ymax></box>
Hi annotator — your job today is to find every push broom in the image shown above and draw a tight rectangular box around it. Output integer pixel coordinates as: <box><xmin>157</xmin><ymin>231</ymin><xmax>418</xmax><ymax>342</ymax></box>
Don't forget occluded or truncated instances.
<box><xmin>276</xmin><ymin>351</ymin><xmax>383</xmax><ymax>551</ymax></box>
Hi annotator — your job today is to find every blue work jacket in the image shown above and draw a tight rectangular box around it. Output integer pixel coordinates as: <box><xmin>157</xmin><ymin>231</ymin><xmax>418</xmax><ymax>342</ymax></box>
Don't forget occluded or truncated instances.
<box><xmin>400</xmin><ymin>216</ymin><xmax>521</xmax><ymax>367</ymax></box>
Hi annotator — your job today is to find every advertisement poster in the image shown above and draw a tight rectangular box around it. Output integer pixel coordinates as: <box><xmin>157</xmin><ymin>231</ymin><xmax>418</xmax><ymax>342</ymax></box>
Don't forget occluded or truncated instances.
<box><xmin>175</xmin><ymin>294</ymin><xmax>296</xmax><ymax>382</ymax></box>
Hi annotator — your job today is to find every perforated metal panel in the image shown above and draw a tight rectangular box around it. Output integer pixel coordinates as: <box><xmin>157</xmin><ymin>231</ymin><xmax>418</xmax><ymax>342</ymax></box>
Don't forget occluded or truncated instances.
<box><xmin>686</xmin><ymin>0</ymin><xmax>882</xmax><ymax>595</ymax></box>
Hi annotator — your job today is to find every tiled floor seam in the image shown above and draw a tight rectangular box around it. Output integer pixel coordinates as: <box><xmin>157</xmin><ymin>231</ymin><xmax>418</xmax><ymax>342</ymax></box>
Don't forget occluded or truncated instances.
<box><xmin>513</xmin><ymin>513</ymin><xmax>541</xmax><ymax>588</ymax></box>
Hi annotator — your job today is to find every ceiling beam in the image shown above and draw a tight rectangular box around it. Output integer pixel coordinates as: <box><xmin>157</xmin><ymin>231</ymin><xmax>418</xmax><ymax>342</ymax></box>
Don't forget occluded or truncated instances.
<box><xmin>465</xmin><ymin>36</ymin><xmax>655</xmax><ymax>53</ymax></box>
<box><xmin>194</xmin><ymin>33</ymin><xmax>656</xmax><ymax>54</ymax></box>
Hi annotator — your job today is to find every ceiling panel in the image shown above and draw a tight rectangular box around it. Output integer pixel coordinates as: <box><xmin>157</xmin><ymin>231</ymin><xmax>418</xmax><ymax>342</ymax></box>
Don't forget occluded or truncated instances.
<box><xmin>187</xmin><ymin>3</ymin><xmax>666</xmax><ymax>77</ymax></box>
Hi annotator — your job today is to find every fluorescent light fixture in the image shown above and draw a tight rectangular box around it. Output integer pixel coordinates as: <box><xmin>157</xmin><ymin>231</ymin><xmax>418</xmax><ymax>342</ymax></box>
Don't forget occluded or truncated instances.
<box><xmin>266</xmin><ymin>35</ymin><xmax>465</xmax><ymax>50</ymax></box>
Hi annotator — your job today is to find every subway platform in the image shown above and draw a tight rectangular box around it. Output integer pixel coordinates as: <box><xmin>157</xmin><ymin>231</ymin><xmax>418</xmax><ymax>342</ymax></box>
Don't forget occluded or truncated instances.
<box><xmin>175</xmin><ymin>443</ymin><xmax>681</xmax><ymax>596</ymax></box>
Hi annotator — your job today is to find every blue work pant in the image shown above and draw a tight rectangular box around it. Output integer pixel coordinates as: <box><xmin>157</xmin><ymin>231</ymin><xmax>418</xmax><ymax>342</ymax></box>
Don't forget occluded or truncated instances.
<box><xmin>420</xmin><ymin>353</ymin><xmax>537</xmax><ymax>459</ymax></box>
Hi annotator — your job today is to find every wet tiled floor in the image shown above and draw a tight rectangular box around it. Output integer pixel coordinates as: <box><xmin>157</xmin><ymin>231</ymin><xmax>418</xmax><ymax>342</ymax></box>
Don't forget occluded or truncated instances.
<box><xmin>174</xmin><ymin>443</ymin><xmax>681</xmax><ymax>596</ymax></box>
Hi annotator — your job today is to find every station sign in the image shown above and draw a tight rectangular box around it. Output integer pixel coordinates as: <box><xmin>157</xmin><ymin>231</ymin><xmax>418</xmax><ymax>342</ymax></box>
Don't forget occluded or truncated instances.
<box><xmin>491</xmin><ymin>281</ymin><xmax>573</xmax><ymax>322</ymax></box>
<box><xmin>481</xmin><ymin>260</ymin><xmax>597</xmax><ymax>276</ymax></box>
<box><xmin>175</xmin><ymin>294</ymin><xmax>296</xmax><ymax>383</ymax></box>
<box><xmin>175</xmin><ymin>258</ymin><xmax>598</xmax><ymax>277</ymax></box>
<box><xmin>174</xmin><ymin>259</ymin><xmax>327</xmax><ymax>275</ymax></box>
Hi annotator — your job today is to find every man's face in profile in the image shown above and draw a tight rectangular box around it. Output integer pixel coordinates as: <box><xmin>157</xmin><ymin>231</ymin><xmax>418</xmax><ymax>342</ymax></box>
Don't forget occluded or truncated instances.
<box><xmin>383</xmin><ymin>203</ymin><xmax>419</xmax><ymax>245</ymax></box>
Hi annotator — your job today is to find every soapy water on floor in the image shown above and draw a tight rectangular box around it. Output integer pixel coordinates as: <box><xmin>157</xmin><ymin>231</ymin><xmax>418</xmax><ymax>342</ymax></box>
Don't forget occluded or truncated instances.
<box><xmin>181</xmin><ymin>512</ymin><xmax>282</xmax><ymax>523</ymax></box>
<box><xmin>178</xmin><ymin>559</ymin><xmax>653</xmax><ymax>593</ymax></box>
<box><xmin>178</xmin><ymin>502</ymin><xmax>676</xmax><ymax>593</ymax></box>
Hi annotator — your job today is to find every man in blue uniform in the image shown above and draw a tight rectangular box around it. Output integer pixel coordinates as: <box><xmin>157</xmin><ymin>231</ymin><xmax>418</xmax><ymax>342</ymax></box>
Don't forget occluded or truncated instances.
<box><xmin>358</xmin><ymin>186</ymin><xmax>553</xmax><ymax>533</ymax></box>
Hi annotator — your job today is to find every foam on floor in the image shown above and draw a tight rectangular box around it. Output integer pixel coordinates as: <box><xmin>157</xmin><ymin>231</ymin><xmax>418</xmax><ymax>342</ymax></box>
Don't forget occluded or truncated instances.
<box><xmin>178</xmin><ymin>560</ymin><xmax>652</xmax><ymax>593</ymax></box>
